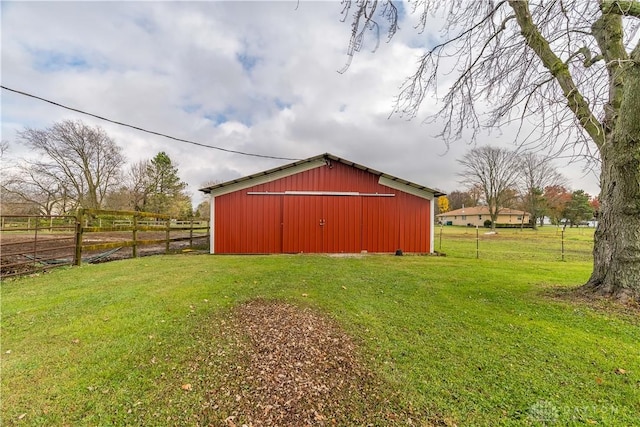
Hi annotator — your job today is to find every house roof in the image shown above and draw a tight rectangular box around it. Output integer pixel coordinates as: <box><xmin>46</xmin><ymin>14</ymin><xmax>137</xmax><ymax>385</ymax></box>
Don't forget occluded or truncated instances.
<box><xmin>437</xmin><ymin>206</ymin><xmax>528</xmax><ymax>217</ymax></box>
<box><xmin>199</xmin><ymin>153</ymin><xmax>446</xmax><ymax>197</ymax></box>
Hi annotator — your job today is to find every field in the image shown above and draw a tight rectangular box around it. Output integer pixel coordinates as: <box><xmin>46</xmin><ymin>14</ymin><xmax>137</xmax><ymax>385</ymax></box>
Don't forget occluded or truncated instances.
<box><xmin>435</xmin><ymin>224</ymin><xmax>594</xmax><ymax>261</ymax></box>
<box><xmin>2</xmin><ymin>227</ymin><xmax>639</xmax><ymax>426</ymax></box>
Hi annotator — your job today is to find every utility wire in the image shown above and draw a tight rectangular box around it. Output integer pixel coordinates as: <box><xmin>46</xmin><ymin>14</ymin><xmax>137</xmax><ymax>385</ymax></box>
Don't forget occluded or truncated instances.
<box><xmin>1</xmin><ymin>85</ymin><xmax>302</xmax><ymax>161</ymax></box>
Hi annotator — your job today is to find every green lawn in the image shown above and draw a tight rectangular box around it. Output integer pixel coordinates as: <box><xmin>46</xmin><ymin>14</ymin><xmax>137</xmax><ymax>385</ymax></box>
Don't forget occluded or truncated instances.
<box><xmin>435</xmin><ymin>224</ymin><xmax>595</xmax><ymax>261</ymax></box>
<box><xmin>2</xmin><ymin>235</ymin><xmax>639</xmax><ymax>425</ymax></box>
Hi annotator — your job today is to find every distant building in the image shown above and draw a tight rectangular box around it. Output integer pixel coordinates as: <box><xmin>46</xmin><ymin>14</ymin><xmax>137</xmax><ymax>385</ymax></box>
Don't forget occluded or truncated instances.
<box><xmin>437</xmin><ymin>206</ymin><xmax>530</xmax><ymax>227</ymax></box>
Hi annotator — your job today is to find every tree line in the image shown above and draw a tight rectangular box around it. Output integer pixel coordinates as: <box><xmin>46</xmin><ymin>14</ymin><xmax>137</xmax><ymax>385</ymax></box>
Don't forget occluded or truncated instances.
<box><xmin>1</xmin><ymin>120</ymin><xmax>202</xmax><ymax>218</ymax></box>
<box><xmin>436</xmin><ymin>146</ymin><xmax>598</xmax><ymax>229</ymax></box>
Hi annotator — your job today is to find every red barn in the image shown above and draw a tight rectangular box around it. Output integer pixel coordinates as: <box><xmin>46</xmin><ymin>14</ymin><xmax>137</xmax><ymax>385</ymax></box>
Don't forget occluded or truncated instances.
<box><xmin>200</xmin><ymin>153</ymin><xmax>445</xmax><ymax>254</ymax></box>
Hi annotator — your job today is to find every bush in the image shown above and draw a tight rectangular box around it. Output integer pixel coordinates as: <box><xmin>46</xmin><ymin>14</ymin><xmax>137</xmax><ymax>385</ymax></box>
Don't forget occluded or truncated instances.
<box><xmin>484</xmin><ymin>219</ymin><xmax>492</xmax><ymax>228</ymax></box>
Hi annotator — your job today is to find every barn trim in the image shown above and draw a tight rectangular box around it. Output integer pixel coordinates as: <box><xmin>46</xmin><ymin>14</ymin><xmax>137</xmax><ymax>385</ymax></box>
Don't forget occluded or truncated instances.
<box><xmin>201</xmin><ymin>158</ymin><xmax>325</xmax><ymax>197</ymax></box>
<box><xmin>200</xmin><ymin>153</ymin><xmax>445</xmax><ymax>198</ymax></box>
<box><xmin>246</xmin><ymin>191</ymin><xmax>396</xmax><ymax>197</ymax></box>
<box><xmin>378</xmin><ymin>176</ymin><xmax>434</xmax><ymax>200</ymax></box>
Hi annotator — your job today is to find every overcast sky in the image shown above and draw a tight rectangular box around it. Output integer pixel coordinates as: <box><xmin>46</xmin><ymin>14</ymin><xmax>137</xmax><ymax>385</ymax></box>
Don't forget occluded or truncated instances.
<box><xmin>1</xmin><ymin>1</ymin><xmax>600</xmax><ymax>206</ymax></box>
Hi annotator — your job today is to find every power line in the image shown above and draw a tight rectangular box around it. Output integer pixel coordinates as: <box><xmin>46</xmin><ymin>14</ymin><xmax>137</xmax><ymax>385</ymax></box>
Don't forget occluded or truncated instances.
<box><xmin>1</xmin><ymin>85</ymin><xmax>302</xmax><ymax>161</ymax></box>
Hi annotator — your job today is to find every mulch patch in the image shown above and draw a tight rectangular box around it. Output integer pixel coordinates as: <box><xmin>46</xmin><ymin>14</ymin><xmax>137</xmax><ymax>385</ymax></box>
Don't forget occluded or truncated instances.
<box><xmin>206</xmin><ymin>299</ymin><xmax>434</xmax><ymax>426</ymax></box>
<box><xmin>543</xmin><ymin>286</ymin><xmax>640</xmax><ymax>317</ymax></box>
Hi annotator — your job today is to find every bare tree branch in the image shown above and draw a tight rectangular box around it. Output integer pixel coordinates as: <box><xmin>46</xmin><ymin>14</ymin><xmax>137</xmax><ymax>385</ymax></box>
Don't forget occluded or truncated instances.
<box><xmin>17</xmin><ymin>120</ymin><xmax>125</xmax><ymax>210</ymax></box>
<box><xmin>509</xmin><ymin>1</ymin><xmax>606</xmax><ymax>148</ymax></box>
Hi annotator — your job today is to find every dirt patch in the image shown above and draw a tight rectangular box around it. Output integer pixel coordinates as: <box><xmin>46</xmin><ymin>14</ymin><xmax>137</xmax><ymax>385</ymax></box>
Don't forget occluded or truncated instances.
<box><xmin>209</xmin><ymin>300</ymin><xmax>430</xmax><ymax>426</ymax></box>
<box><xmin>544</xmin><ymin>286</ymin><xmax>640</xmax><ymax>318</ymax></box>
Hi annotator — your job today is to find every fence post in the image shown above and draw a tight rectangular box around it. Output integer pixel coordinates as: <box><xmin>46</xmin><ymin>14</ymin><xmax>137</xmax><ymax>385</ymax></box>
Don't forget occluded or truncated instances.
<box><xmin>561</xmin><ymin>226</ymin><xmax>565</xmax><ymax>262</ymax></box>
<box><xmin>189</xmin><ymin>219</ymin><xmax>194</xmax><ymax>248</ymax></box>
<box><xmin>439</xmin><ymin>223</ymin><xmax>443</xmax><ymax>251</ymax></box>
<box><xmin>132</xmin><ymin>214</ymin><xmax>138</xmax><ymax>258</ymax></box>
<box><xmin>32</xmin><ymin>216</ymin><xmax>40</xmax><ymax>268</ymax></box>
<box><xmin>75</xmin><ymin>209</ymin><xmax>84</xmax><ymax>266</ymax></box>
<box><xmin>476</xmin><ymin>225</ymin><xmax>480</xmax><ymax>259</ymax></box>
<box><xmin>206</xmin><ymin>219</ymin><xmax>211</xmax><ymax>251</ymax></box>
<box><xmin>165</xmin><ymin>218</ymin><xmax>171</xmax><ymax>254</ymax></box>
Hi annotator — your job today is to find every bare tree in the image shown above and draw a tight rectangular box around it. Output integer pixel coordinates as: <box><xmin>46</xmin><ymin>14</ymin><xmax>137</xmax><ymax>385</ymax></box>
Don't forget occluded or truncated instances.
<box><xmin>2</xmin><ymin>142</ymin><xmax>75</xmax><ymax>214</ymax></box>
<box><xmin>343</xmin><ymin>0</ymin><xmax>640</xmax><ymax>301</ymax></box>
<box><xmin>519</xmin><ymin>153</ymin><xmax>565</xmax><ymax>229</ymax></box>
<box><xmin>446</xmin><ymin>189</ymin><xmax>476</xmax><ymax>211</ymax></box>
<box><xmin>128</xmin><ymin>160</ymin><xmax>151</xmax><ymax>211</ymax></box>
<box><xmin>104</xmin><ymin>160</ymin><xmax>154</xmax><ymax>211</ymax></box>
<box><xmin>458</xmin><ymin>146</ymin><xmax>520</xmax><ymax>231</ymax></box>
<box><xmin>0</xmin><ymin>140</ymin><xmax>8</xmax><ymax>158</ymax></box>
<box><xmin>1</xmin><ymin>163</ymin><xmax>72</xmax><ymax>215</ymax></box>
<box><xmin>18</xmin><ymin>120</ymin><xmax>125</xmax><ymax>210</ymax></box>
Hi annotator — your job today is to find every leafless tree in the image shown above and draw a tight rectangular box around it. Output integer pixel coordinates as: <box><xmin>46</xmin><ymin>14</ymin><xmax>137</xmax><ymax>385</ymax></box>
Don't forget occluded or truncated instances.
<box><xmin>1</xmin><ymin>163</ymin><xmax>73</xmax><ymax>215</ymax></box>
<box><xmin>342</xmin><ymin>0</ymin><xmax>640</xmax><ymax>301</ymax></box>
<box><xmin>458</xmin><ymin>146</ymin><xmax>520</xmax><ymax>230</ymax></box>
<box><xmin>0</xmin><ymin>140</ymin><xmax>8</xmax><ymax>158</ymax></box>
<box><xmin>17</xmin><ymin>120</ymin><xmax>125</xmax><ymax>210</ymax></box>
<box><xmin>446</xmin><ymin>190</ymin><xmax>474</xmax><ymax>211</ymax></box>
<box><xmin>1</xmin><ymin>142</ymin><xmax>73</xmax><ymax>215</ymax></box>
<box><xmin>128</xmin><ymin>160</ymin><xmax>151</xmax><ymax>211</ymax></box>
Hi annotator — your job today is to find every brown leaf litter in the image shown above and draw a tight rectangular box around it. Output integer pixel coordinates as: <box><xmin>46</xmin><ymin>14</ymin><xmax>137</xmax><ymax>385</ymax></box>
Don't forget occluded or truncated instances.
<box><xmin>204</xmin><ymin>299</ymin><xmax>435</xmax><ymax>426</ymax></box>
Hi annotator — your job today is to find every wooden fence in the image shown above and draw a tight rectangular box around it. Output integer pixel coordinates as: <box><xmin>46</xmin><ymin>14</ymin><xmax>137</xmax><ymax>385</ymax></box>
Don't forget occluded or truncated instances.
<box><xmin>1</xmin><ymin>214</ymin><xmax>77</xmax><ymax>278</ymax></box>
<box><xmin>1</xmin><ymin>209</ymin><xmax>209</xmax><ymax>279</ymax></box>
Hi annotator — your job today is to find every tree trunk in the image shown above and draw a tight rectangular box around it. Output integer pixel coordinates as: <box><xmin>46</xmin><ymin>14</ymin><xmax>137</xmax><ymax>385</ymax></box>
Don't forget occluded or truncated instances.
<box><xmin>585</xmin><ymin>145</ymin><xmax>640</xmax><ymax>302</ymax></box>
<box><xmin>583</xmin><ymin>54</ymin><xmax>640</xmax><ymax>302</ymax></box>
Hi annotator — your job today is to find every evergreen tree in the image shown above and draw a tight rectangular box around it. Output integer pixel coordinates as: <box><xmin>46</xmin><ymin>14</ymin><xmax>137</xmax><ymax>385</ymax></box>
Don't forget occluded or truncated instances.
<box><xmin>564</xmin><ymin>190</ymin><xmax>594</xmax><ymax>228</ymax></box>
<box><xmin>144</xmin><ymin>152</ymin><xmax>188</xmax><ymax>215</ymax></box>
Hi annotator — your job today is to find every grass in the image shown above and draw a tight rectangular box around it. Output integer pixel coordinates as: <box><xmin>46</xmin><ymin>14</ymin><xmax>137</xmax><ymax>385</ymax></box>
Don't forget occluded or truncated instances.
<box><xmin>2</xmin><ymin>228</ymin><xmax>639</xmax><ymax>426</ymax></box>
<box><xmin>435</xmin><ymin>224</ymin><xmax>595</xmax><ymax>261</ymax></box>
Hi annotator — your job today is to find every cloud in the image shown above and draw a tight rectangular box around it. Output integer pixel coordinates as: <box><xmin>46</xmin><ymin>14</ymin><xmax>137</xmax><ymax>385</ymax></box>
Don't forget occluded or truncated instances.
<box><xmin>1</xmin><ymin>1</ymin><xmax>600</xmax><ymax>206</ymax></box>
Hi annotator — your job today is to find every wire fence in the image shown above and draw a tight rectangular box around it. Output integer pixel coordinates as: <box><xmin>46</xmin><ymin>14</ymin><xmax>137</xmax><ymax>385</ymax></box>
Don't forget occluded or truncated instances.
<box><xmin>435</xmin><ymin>225</ymin><xmax>594</xmax><ymax>262</ymax></box>
<box><xmin>2</xmin><ymin>218</ymin><xmax>592</xmax><ymax>279</ymax></box>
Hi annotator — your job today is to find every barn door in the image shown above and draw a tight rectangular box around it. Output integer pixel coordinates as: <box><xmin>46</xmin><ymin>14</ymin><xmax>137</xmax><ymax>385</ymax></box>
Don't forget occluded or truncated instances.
<box><xmin>282</xmin><ymin>195</ymin><xmax>361</xmax><ymax>253</ymax></box>
<box><xmin>322</xmin><ymin>196</ymin><xmax>361</xmax><ymax>253</ymax></box>
<box><xmin>282</xmin><ymin>196</ymin><xmax>324</xmax><ymax>253</ymax></box>
<box><xmin>361</xmin><ymin>196</ymin><xmax>399</xmax><ymax>252</ymax></box>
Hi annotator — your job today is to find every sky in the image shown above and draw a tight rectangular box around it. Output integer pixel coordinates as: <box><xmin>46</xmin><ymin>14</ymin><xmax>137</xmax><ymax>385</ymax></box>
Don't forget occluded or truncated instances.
<box><xmin>1</xmin><ymin>1</ymin><xmax>601</xmax><ymax>207</ymax></box>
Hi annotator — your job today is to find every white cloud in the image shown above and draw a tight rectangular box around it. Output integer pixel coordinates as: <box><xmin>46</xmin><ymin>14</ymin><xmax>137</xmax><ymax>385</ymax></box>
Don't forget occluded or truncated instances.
<box><xmin>1</xmin><ymin>0</ymin><xmax>600</xmax><ymax>207</ymax></box>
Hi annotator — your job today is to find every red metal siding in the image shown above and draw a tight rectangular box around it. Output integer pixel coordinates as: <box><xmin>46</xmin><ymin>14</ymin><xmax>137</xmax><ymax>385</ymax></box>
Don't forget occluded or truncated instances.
<box><xmin>397</xmin><ymin>192</ymin><xmax>431</xmax><ymax>252</ymax></box>
<box><xmin>361</xmin><ymin>196</ymin><xmax>399</xmax><ymax>252</ymax></box>
<box><xmin>249</xmin><ymin>161</ymin><xmax>382</xmax><ymax>193</ymax></box>
<box><xmin>213</xmin><ymin>161</ymin><xmax>432</xmax><ymax>253</ymax></box>
<box><xmin>215</xmin><ymin>190</ymin><xmax>282</xmax><ymax>253</ymax></box>
<box><xmin>321</xmin><ymin>196</ymin><xmax>362</xmax><ymax>253</ymax></box>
